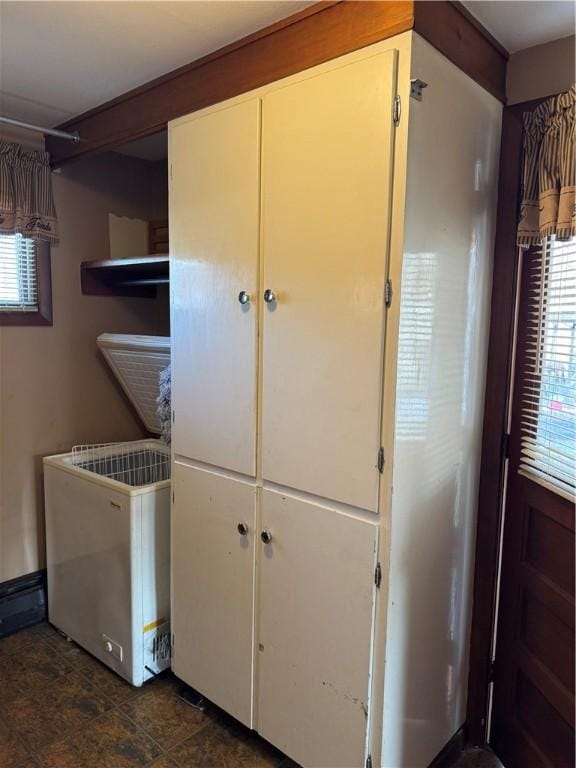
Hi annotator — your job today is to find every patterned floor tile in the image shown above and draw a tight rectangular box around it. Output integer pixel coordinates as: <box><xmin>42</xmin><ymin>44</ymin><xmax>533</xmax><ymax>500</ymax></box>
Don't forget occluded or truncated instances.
<box><xmin>0</xmin><ymin>623</ymin><xmax>503</xmax><ymax>768</ymax></box>
<box><xmin>454</xmin><ymin>747</ymin><xmax>504</xmax><ymax>768</ymax></box>
<box><xmin>0</xmin><ymin>628</ymin><xmax>38</xmax><ymax>658</ymax></box>
<box><xmin>3</xmin><ymin>670</ymin><xmax>113</xmax><ymax>752</ymax></box>
<box><xmin>27</xmin><ymin>623</ymin><xmax>61</xmax><ymax>641</ymax></box>
<box><xmin>169</xmin><ymin>719</ymin><xmax>284</xmax><ymax>768</ymax></box>
<box><xmin>120</xmin><ymin>678</ymin><xmax>208</xmax><ymax>750</ymax></box>
<box><xmin>0</xmin><ymin>638</ymin><xmax>74</xmax><ymax>705</ymax></box>
<box><xmin>148</xmin><ymin>756</ymin><xmax>180</xmax><ymax>768</ymax></box>
<box><xmin>75</xmin><ymin>654</ymin><xmax>139</xmax><ymax>705</ymax></box>
<box><xmin>0</xmin><ymin>717</ymin><xmax>32</xmax><ymax>768</ymax></box>
<box><xmin>35</xmin><ymin>710</ymin><xmax>162</xmax><ymax>768</ymax></box>
<box><xmin>41</xmin><ymin>631</ymin><xmax>91</xmax><ymax>667</ymax></box>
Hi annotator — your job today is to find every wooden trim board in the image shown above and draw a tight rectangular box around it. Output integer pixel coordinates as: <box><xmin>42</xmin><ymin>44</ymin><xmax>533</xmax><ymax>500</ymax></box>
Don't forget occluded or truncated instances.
<box><xmin>47</xmin><ymin>1</ymin><xmax>506</xmax><ymax>166</ymax></box>
<box><xmin>47</xmin><ymin>1</ymin><xmax>413</xmax><ymax>164</ymax></box>
<box><xmin>414</xmin><ymin>1</ymin><xmax>507</xmax><ymax>102</ymax></box>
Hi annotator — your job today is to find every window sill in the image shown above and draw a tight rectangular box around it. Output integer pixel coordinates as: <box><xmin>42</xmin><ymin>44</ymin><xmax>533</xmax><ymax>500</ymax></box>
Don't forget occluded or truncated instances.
<box><xmin>0</xmin><ymin>243</ymin><xmax>52</xmax><ymax>326</ymax></box>
<box><xmin>0</xmin><ymin>310</ymin><xmax>52</xmax><ymax>326</ymax></box>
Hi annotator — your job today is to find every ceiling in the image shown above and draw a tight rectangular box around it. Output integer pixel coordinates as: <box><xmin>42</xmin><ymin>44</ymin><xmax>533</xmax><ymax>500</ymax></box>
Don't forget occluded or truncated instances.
<box><xmin>0</xmin><ymin>1</ymin><xmax>312</xmax><ymax>128</ymax></box>
<box><xmin>463</xmin><ymin>1</ymin><xmax>575</xmax><ymax>54</ymax></box>
<box><xmin>1</xmin><ymin>0</ymin><xmax>574</xmax><ymax>159</ymax></box>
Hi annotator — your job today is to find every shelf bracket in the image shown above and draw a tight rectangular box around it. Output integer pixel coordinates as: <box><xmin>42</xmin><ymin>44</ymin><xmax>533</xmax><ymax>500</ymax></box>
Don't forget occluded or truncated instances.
<box><xmin>410</xmin><ymin>78</ymin><xmax>428</xmax><ymax>101</ymax></box>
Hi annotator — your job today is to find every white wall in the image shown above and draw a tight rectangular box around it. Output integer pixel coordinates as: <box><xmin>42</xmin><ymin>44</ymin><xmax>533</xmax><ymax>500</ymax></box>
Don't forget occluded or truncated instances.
<box><xmin>381</xmin><ymin>35</ymin><xmax>502</xmax><ymax>767</ymax></box>
<box><xmin>0</xmin><ymin>151</ymin><xmax>168</xmax><ymax>583</ymax></box>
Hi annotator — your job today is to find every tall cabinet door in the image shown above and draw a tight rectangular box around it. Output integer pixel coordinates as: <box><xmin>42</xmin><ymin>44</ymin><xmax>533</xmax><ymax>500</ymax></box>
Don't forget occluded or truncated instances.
<box><xmin>257</xmin><ymin>489</ymin><xmax>379</xmax><ymax>768</ymax></box>
<box><xmin>170</xmin><ymin>99</ymin><xmax>260</xmax><ymax>476</ymax></box>
<box><xmin>261</xmin><ymin>51</ymin><xmax>398</xmax><ymax>511</ymax></box>
<box><xmin>172</xmin><ymin>462</ymin><xmax>256</xmax><ymax>727</ymax></box>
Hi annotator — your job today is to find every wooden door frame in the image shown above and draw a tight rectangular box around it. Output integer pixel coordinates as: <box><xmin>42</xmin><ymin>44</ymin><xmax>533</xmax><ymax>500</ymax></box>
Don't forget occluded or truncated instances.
<box><xmin>466</xmin><ymin>96</ymin><xmax>547</xmax><ymax>745</ymax></box>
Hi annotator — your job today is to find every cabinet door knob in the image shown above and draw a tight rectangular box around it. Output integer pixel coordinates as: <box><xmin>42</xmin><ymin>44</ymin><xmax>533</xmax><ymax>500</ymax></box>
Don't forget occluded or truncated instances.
<box><xmin>237</xmin><ymin>522</ymin><xmax>249</xmax><ymax>536</ymax></box>
<box><xmin>263</xmin><ymin>289</ymin><xmax>276</xmax><ymax>304</ymax></box>
<box><xmin>260</xmin><ymin>529</ymin><xmax>273</xmax><ymax>544</ymax></box>
<box><xmin>238</xmin><ymin>291</ymin><xmax>250</xmax><ymax>305</ymax></box>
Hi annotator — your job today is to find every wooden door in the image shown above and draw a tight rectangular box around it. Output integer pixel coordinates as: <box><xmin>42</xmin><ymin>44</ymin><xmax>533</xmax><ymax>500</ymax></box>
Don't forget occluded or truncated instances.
<box><xmin>260</xmin><ymin>51</ymin><xmax>397</xmax><ymax>511</ymax></box>
<box><xmin>171</xmin><ymin>462</ymin><xmax>256</xmax><ymax>727</ymax></box>
<box><xmin>257</xmin><ymin>489</ymin><xmax>378</xmax><ymax>768</ymax></box>
<box><xmin>491</xmin><ymin>244</ymin><xmax>575</xmax><ymax>768</ymax></box>
<box><xmin>170</xmin><ymin>99</ymin><xmax>260</xmax><ymax>476</ymax></box>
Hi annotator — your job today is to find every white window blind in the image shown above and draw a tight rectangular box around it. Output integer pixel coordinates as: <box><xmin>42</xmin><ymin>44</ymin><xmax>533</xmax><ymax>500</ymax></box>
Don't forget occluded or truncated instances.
<box><xmin>519</xmin><ymin>236</ymin><xmax>576</xmax><ymax>498</ymax></box>
<box><xmin>0</xmin><ymin>234</ymin><xmax>38</xmax><ymax>312</ymax></box>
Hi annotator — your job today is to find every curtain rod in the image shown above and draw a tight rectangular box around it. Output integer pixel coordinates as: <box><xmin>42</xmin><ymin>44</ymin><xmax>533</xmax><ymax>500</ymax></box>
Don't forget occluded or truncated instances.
<box><xmin>0</xmin><ymin>115</ymin><xmax>80</xmax><ymax>143</ymax></box>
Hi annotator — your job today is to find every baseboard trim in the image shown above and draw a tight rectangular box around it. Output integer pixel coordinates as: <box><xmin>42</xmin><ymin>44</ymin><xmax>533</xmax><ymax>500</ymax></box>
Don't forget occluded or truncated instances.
<box><xmin>428</xmin><ymin>725</ymin><xmax>467</xmax><ymax>768</ymax></box>
<box><xmin>0</xmin><ymin>569</ymin><xmax>47</xmax><ymax>638</ymax></box>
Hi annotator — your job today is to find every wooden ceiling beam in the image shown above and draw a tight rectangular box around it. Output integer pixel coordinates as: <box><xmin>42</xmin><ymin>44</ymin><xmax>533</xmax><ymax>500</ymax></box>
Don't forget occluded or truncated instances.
<box><xmin>47</xmin><ymin>1</ymin><xmax>507</xmax><ymax>166</ymax></box>
<box><xmin>414</xmin><ymin>1</ymin><xmax>508</xmax><ymax>103</ymax></box>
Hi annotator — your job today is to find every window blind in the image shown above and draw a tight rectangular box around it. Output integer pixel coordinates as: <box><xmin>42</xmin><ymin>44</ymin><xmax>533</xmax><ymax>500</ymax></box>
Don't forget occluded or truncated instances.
<box><xmin>0</xmin><ymin>234</ymin><xmax>38</xmax><ymax>312</ymax></box>
<box><xmin>519</xmin><ymin>236</ymin><xmax>576</xmax><ymax>498</ymax></box>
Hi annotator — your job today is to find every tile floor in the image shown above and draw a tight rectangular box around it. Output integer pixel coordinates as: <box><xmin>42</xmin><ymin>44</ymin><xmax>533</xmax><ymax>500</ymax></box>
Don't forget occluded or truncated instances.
<box><xmin>0</xmin><ymin>623</ymin><xmax>292</xmax><ymax>768</ymax></box>
<box><xmin>453</xmin><ymin>748</ymin><xmax>503</xmax><ymax>768</ymax></box>
<box><xmin>0</xmin><ymin>623</ymin><xmax>503</xmax><ymax>768</ymax></box>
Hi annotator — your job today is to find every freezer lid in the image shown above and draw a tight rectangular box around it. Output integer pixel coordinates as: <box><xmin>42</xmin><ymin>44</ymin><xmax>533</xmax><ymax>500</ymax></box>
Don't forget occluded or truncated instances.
<box><xmin>97</xmin><ymin>334</ymin><xmax>170</xmax><ymax>435</ymax></box>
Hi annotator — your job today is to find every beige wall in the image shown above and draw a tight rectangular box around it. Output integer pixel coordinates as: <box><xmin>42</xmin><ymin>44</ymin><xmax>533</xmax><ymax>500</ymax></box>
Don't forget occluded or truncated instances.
<box><xmin>0</xmin><ymin>151</ymin><xmax>168</xmax><ymax>583</ymax></box>
<box><xmin>0</xmin><ymin>124</ymin><xmax>44</xmax><ymax>150</ymax></box>
<box><xmin>507</xmin><ymin>34</ymin><xmax>575</xmax><ymax>104</ymax></box>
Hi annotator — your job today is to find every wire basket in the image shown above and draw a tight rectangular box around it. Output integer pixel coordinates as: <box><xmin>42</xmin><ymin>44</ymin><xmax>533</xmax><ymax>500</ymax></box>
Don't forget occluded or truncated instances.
<box><xmin>71</xmin><ymin>442</ymin><xmax>170</xmax><ymax>487</ymax></box>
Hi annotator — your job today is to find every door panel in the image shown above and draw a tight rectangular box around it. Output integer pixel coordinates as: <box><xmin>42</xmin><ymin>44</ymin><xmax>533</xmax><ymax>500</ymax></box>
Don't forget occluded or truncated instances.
<box><xmin>261</xmin><ymin>51</ymin><xmax>397</xmax><ymax>511</ymax></box>
<box><xmin>171</xmin><ymin>462</ymin><xmax>256</xmax><ymax>727</ymax></box>
<box><xmin>170</xmin><ymin>99</ymin><xmax>260</xmax><ymax>475</ymax></box>
<box><xmin>491</xmin><ymin>476</ymin><xmax>575</xmax><ymax>768</ymax></box>
<box><xmin>257</xmin><ymin>489</ymin><xmax>378</xmax><ymax>768</ymax></box>
<box><xmin>491</xmin><ymin>246</ymin><xmax>575</xmax><ymax>768</ymax></box>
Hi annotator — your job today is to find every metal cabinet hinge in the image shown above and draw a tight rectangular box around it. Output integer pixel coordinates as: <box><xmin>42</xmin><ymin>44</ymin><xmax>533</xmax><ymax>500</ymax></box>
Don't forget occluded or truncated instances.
<box><xmin>172</xmin><ymin>490</ymin><xmax>175</xmax><ymax>504</ymax></box>
<box><xmin>366</xmin><ymin>755</ymin><xmax>373</xmax><ymax>768</ymax></box>
<box><xmin>488</xmin><ymin>658</ymin><xmax>496</xmax><ymax>683</ymax></box>
<box><xmin>374</xmin><ymin>563</ymin><xmax>382</xmax><ymax>589</ymax></box>
<box><xmin>410</xmin><ymin>78</ymin><xmax>428</xmax><ymax>101</ymax></box>
<box><xmin>392</xmin><ymin>95</ymin><xmax>401</xmax><ymax>126</ymax></box>
<box><xmin>384</xmin><ymin>278</ymin><xmax>393</xmax><ymax>308</ymax></box>
<box><xmin>502</xmin><ymin>432</ymin><xmax>511</xmax><ymax>461</ymax></box>
<box><xmin>377</xmin><ymin>447</ymin><xmax>385</xmax><ymax>473</ymax></box>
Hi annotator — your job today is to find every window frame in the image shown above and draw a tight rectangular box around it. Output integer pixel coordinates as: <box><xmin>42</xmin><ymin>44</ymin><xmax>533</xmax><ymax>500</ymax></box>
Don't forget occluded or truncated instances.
<box><xmin>518</xmin><ymin>238</ymin><xmax>576</xmax><ymax>498</ymax></box>
<box><xmin>0</xmin><ymin>240</ymin><xmax>52</xmax><ymax>326</ymax></box>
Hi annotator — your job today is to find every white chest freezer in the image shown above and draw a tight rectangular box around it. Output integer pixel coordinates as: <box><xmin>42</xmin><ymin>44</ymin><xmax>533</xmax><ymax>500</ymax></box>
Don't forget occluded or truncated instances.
<box><xmin>44</xmin><ymin>335</ymin><xmax>171</xmax><ymax>686</ymax></box>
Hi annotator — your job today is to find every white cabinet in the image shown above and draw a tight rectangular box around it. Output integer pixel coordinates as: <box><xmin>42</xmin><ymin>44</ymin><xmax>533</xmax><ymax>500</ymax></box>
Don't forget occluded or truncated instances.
<box><xmin>171</xmin><ymin>462</ymin><xmax>256</xmax><ymax>727</ymax></box>
<box><xmin>170</xmin><ymin>52</ymin><xmax>390</xmax><ymax>761</ymax></box>
<box><xmin>170</xmin><ymin>31</ymin><xmax>501</xmax><ymax>768</ymax></box>
<box><xmin>261</xmin><ymin>52</ymin><xmax>396</xmax><ymax>510</ymax></box>
<box><xmin>257</xmin><ymin>490</ymin><xmax>378</xmax><ymax>768</ymax></box>
<box><xmin>170</xmin><ymin>99</ymin><xmax>260</xmax><ymax>476</ymax></box>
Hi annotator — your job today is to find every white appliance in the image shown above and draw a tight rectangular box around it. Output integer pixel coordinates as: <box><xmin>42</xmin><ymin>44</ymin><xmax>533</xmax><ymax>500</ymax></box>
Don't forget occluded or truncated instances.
<box><xmin>44</xmin><ymin>334</ymin><xmax>171</xmax><ymax>686</ymax></box>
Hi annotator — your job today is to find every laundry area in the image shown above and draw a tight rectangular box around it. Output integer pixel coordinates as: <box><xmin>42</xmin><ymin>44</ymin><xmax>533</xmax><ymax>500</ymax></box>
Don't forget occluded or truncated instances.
<box><xmin>0</xmin><ymin>3</ymin><xmax>574</xmax><ymax>768</ymax></box>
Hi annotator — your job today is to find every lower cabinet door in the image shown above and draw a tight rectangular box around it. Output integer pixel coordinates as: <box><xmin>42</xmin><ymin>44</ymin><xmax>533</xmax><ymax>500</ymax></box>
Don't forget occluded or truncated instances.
<box><xmin>172</xmin><ymin>462</ymin><xmax>256</xmax><ymax>727</ymax></box>
<box><xmin>257</xmin><ymin>489</ymin><xmax>379</xmax><ymax>768</ymax></box>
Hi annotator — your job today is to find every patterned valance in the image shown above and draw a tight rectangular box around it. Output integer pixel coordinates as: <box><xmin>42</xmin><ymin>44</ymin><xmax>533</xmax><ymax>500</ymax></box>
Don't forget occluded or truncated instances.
<box><xmin>0</xmin><ymin>140</ymin><xmax>58</xmax><ymax>244</ymax></box>
<box><xmin>517</xmin><ymin>85</ymin><xmax>575</xmax><ymax>247</ymax></box>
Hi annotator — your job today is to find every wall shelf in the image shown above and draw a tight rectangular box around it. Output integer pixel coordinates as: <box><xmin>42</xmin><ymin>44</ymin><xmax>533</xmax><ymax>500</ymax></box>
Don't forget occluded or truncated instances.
<box><xmin>81</xmin><ymin>256</ymin><xmax>169</xmax><ymax>297</ymax></box>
